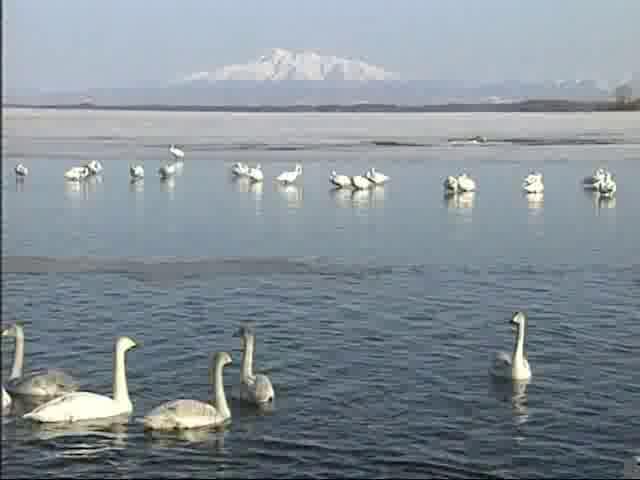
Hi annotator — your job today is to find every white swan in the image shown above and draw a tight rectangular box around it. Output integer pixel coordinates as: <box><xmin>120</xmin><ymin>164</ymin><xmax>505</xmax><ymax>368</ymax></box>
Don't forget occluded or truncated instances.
<box><xmin>64</xmin><ymin>166</ymin><xmax>90</xmax><ymax>181</ymax></box>
<box><xmin>524</xmin><ymin>171</ymin><xmax>543</xmax><ymax>185</ymax></box>
<box><xmin>597</xmin><ymin>172</ymin><xmax>617</xmax><ymax>197</ymax></box>
<box><xmin>365</xmin><ymin>167</ymin><xmax>389</xmax><ymax>185</ymax></box>
<box><xmin>329</xmin><ymin>170</ymin><xmax>352</xmax><ymax>188</ymax></box>
<box><xmin>15</xmin><ymin>163</ymin><xmax>29</xmax><ymax>177</ymax></box>
<box><xmin>276</xmin><ymin>164</ymin><xmax>302</xmax><ymax>184</ymax></box>
<box><xmin>158</xmin><ymin>163</ymin><xmax>177</xmax><ymax>179</ymax></box>
<box><xmin>169</xmin><ymin>144</ymin><xmax>185</xmax><ymax>159</ymax></box>
<box><xmin>2</xmin><ymin>385</ymin><xmax>11</xmax><ymax>410</ymax></box>
<box><xmin>231</xmin><ymin>162</ymin><xmax>250</xmax><ymax>177</ymax></box>
<box><xmin>142</xmin><ymin>351</ymin><xmax>232</xmax><ymax>430</ymax></box>
<box><xmin>351</xmin><ymin>175</ymin><xmax>372</xmax><ymax>190</ymax></box>
<box><xmin>23</xmin><ymin>336</ymin><xmax>139</xmax><ymax>423</ymax></box>
<box><xmin>490</xmin><ymin>312</ymin><xmax>532</xmax><ymax>381</ymax></box>
<box><xmin>583</xmin><ymin>167</ymin><xmax>607</xmax><ymax>188</ymax></box>
<box><xmin>2</xmin><ymin>324</ymin><xmax>79</xmax><ymax>397</ymax></box>
<box><xmin>625</xmin><ymin>456</ymin><xmax>640</xmax><ymax>479</ymax></box>
<box><xmin>523</xmin><ymin>178</ymin><xmax>544</xmax><ymax>193</ymax></box>
<box><xmin>85</xmin><ymin>160</ymin><xmax>103</xmax><ymax>175</ymax></box>
<box><xmin>457</xmin><ymin>173</ymin><xmax>476</xmax><ymax>192</ymax></box>
<box><xmin>235</xmin><ymin>325</ymin><xmax>275</xmax><ymax>405</ymax></box>
<box><xmin>247</xmin><ymin>164</ymin><xmax>264</xmax><ymax>182</ymax></box>
<box><xmin>444</xmin><ymin>176</ymin><xmax>459</xmax><ymax>192</ymax></box>
<box><xmin>130</xmin><ymin>165</ymin><xmax>144</xmax><ymax>180</ymax></box>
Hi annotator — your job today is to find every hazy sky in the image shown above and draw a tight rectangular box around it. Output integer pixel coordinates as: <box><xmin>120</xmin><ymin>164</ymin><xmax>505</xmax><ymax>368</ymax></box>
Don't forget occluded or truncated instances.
<box><xmin>3</xmin><ymin>0</ymin><xmax>638</xmax><ymax>91</ymax></box>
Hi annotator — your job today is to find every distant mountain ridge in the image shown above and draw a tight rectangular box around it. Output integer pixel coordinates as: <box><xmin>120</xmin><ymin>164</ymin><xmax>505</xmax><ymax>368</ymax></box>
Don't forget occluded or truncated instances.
<box><xmin>176</xmin><ymin>48</ymin><xmax>397</xmax><ymax>82</ymax></box>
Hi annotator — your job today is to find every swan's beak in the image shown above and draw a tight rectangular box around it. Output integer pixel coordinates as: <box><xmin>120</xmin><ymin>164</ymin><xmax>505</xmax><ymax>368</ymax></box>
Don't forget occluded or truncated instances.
<box><xmin>133</xmin><ymin>341</ymin><xmax>142</xmax><ymax>349</ymax></box>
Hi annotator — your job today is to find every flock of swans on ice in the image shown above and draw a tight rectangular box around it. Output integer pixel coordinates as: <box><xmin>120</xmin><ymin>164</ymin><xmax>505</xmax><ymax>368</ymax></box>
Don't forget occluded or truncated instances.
<box><xmin>12</xmin><ymin>144</ymin><xmax>618</xmax><ymax>200</ymax></box>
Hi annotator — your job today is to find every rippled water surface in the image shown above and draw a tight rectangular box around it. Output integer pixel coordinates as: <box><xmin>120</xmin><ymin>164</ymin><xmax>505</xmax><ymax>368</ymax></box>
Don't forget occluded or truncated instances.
<box><xmin>2</xmin><ymin>109</ymin><xmax>640</xmax><ymax>478</ymax></box>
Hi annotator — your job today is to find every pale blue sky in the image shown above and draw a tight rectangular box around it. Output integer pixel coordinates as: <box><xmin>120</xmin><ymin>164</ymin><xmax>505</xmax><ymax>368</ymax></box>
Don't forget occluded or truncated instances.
<box><xmin>3</xmin><ymin>0</ymin><xmax>638</xmax><ymax>91</ymax></box>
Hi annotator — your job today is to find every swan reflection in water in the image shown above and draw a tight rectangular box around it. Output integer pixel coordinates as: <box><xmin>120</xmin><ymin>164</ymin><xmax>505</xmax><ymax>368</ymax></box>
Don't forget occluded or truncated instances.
<box><xmin>160</xmin><ymin>177</ymin><xmax>176</xmax><ymax>197</ymax></box>
<box><xmin>490</xmin><ymin>378</ymin><xmax>530</xmax><ymax>428</ymax></box>
<box><xmin>584</xmin><ymin>189</ymin><xmax>617</xmax><ymax>212</ymax></box>
<box><xmin>15</xmin><ymin>177</ymin><xmax>26</xmax><ymax>192</ymax></box>
<box><xmin>444</xmin><ymin>192</ymin><xmax>475</xmax><ymax>223</ymax></box>
<box><xmin>129</xmin><ymin>178</ymin><xmax>144</xmax><ymax>193</ymax></box>
<box><xmin>144</xmin><ymin>424</ymin><xmax>227</xmax><ymax>450</ymax></box>
<box><xmin>331</xmin><ymin>186</ymin><xmax>385</xmax><ymax>209</ymax></box>
<box><xmin>277</xmin><ymin>183</ymin><xmax>303</xmax><ymax>209</ymax></box>
<box><xmin>525</xmin><ymin>192</ymin><xmax>544</xmax><ymax>211</ymax></box>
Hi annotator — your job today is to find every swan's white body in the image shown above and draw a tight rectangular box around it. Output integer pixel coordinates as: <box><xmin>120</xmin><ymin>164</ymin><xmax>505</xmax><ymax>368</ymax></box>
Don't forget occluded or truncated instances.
<box><xmin>142</xmin><ymin>352</ymin><xmax>232</xmax><ymax>430</ymax></box>
<box><xmin>524</xmin><ymin>171</ymin><xmax>543</xmax><ymax>185</ymax></box>
<box><xmin>85</xmin><ymin>160</ymin><xmax>103</xmax><ymax>175</ymax></box>
<box><xmin>231</xmin><ymin>162</ymin><xmax>250</xmax><ymax>177</ymax></box>
<box><xmin>15</xmin><ymin>164</ymin><xmax>29</xmax><ymax>177</ymax></box>
<box><xmin>523</xmin><ymin>178</ymin><xmax>544</xmax><ymax>193</ymax></box>
<box><xmin>365</xmin><ymin>167</ymin><xmax>389</xmax><ymax>185</ymax></box>
<box><xmin>597</xmin><ymin>173</ymin><xmax>617</xmax><ymax>196</ymax></box>
<box><xmin>2</xmin><ymin>324</ymin><xmax>79</xmax><ymax>397</ymax></box>
<box><xmin>330</xmin><ymin>171</ymin><xmax>352</xmax><ymax>188</ymax></box>
<box><xmin>583</xmin><ymin>168</ymin><xmax>607</xmax><ymax>188</ymax></box>
<box><xmin>158</xmin><ymin>163</ymin><xmax>177</xmax><ymax>179</ymax></box>
<box><xmin>2</xmin><ymin>385</ymin><xmax>11</xmax><ymax>410</ymax></box>
<box><xmin>247</xmin><ymin>164</ymin><xmax>264</xmax><ymax>182</ymax></box>
<box><xmin>351</xmin><ymin>175</ymin><xmax>372</xmax><ymax>190</ymax></box>
<box><xmin>625</xmin><ymin>456</ymin><xmax>640</xmax><ymax>479</ymax></box>
<box><xmin>444</xmin><ymin>176</ymin><xmax>459</xmax><ymax>192</ymax></box>
<box><xmin>276</xmin><ymin>164</ymin><xmax>302</xmax><ymax>184</ymax></box>
<box><xmin>456</xmin><ymin>173</ymin><xmax>476</xmax><ymax>192</ymax></box>
<box><xmin>130</xmin><ymin>165</ymin><xmax>144</xmax><ymax>180</ymax></box>
<box><xmin>236</xmin><ymin>326</ymin><xmax>275</xmax><ymax>405</ymax></box>
<box><xmin>490</xmin><ymin>312</ymin><xmax>532</xmax><ymax>381</ymax></box>
<box><xmin>169</xmin><ymin>144</ymin><xmax>185</xmax><ymax>159</ymax></box>
<box><xmin>23</xmin><ymin>336</ymin><xmax>139</xmax><ymax>423</ymax></box>
<box><xmin>64</xmin><ymin>166</ymin><xmax>90</xmax><ymax>181</ymax></box>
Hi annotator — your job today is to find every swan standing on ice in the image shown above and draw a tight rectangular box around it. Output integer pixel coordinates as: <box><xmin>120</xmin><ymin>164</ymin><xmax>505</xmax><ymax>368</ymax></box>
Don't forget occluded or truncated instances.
<box><xmin>142</xmin><ymin>351</ymin><xmax>233</xmax><ymax>430</ymax></box>
<box><xmin>169</xmin><ymin>144</ymin><xmax>185</xmax><ymax>161</ymax></box>
<box><xmin>330</xmin><ymin>171</ymin><xmax>352</xmax><ymax>188</ymax></box>
<box><xmin>365</xmin><ymin>167</ymin><xmax>389</xmax><ymax>185</ymax></box>
<box><xmin>456</xmin><ymin>173</ymin><xmax>476</xmax><ymax>192</ymax></box>
<box><xmin>231</xmin><ymin>162</ymin><xmax>250</xmax><ymax>177</ymax></box>
<box><xmin>523</xmin><ymin>172</ymin><xmax>544</xmax><ymax>193</ymax></box>
<box><xmin>2</xmin><ymin>385</ymin><xmax>11</xmax><ymax>411</ymax></box>
<box><xmin>490</xmin><ymin>312</ymin><xmax>532</xmax><ymax>381</ymax></box>
<box><xmin>64</xmin><ymin>166</ymin><xmax>90</xmax><ymax>181</ymax></box>
<box><xmin>351</xmin><ymin>175</ymin><xmax>372</xmax><ymax>190</ymax></box>
<box><xmin>2</xmin><ymin>324</ymin><xmax>79</xmax><ymax>397</ymax></box>
<box><xmin>15</xmin><ymin>164</ymin><xmax>29</xmax><ymax>177</ymax></box>
<box><xmin>130</xmin><ymin>165</ymin><xmax>144</xmax><ymax>180</ymax></box>
<box><xmin>276</xmin><ymin>164</ymin><xmax>302</xmax><ymax>184</ymax></box>
<box><xmin>247</xmin><ymin>164</ymin><xmax>264</xmax><ymax>182</ymax></box>
<box><xmin>444</xmin><ymin>176</ymin><xmax>459</xmax><ymax>193</ymax></box>
<box><xmin>235</xmin><ymin>325</ymin><xmax>275</xmax><ymax>405</ymax></box>
<box><xmin>22</xmin><ymin>336</ymin><xmax>139</xmax><ymax>423</ymax></box>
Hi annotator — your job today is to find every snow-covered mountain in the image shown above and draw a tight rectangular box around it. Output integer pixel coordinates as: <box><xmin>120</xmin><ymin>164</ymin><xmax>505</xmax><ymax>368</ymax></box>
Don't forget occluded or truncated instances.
<box><xmin>179</xmin><ymin>48</ymin><xmax>398</xmax><ymax>82</ymax></box>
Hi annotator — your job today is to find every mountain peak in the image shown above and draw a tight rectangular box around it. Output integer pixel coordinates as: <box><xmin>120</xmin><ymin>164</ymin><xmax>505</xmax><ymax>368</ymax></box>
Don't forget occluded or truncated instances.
<box><xmin>179</xmin><ymin>48</ymin><xmax>398</xmax><ymax>83</ymax></box>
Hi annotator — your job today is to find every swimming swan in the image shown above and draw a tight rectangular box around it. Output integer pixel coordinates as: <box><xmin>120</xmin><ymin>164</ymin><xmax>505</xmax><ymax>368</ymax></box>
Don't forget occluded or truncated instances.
<box><xmin>523</xmin><ymin>177</ymin><xmax>544</xmax><ymax>193</ymax></box>
<box><xmin>444</xmin><ymin>176</ymin><xmax>459</xmax><ymax>192</ymax></box>
<box><xmin>130</xmin><ymin>165</ymin><xmax>144</xmax><ymax>180</ymax></box>
<box><xmin>64</xmin><ymin>166</ymin><xmax>90</xmax><ymax>181</ymax></box>
<box><xmin>456</xmin><ymin>173</ymin><xmax>476</xmax><ymax>192</ymax></box>
<box><xmin>22</xmin><ymin>336</ymin><xmax>139</xmax><ymax>423</ymax></box>
<box><xmin>15</xmin><ymin>164</ymin><xmax>29</xmax><ymax>177</ymax></box>
<box><xmin>276</xmin><ymin>164</ymin><xmax>302</xmax><ymax>184</ymax></box>
<box><xmin>330</xmin><ymin>171</ymin><xmax>352</xmax><ymax>188</ymax></box>
<box><xmin>231</xmin><ymin>162</ymin><xmax>250</xmax><ymax>177</ymax></box>
<box><xmin>142</xmin><ymin>351</ymin><xmax>232</xmax><ymax>430</ymax></box>
<box><xmin>490</xmin><ymin>312</ymin><xmax>532</xmax><ymax>381</ymax></box>
<box><xmin>2</xmin><ymin>324</ymin><xmax>79</xmax><ymax>397</ymax></box>
<box><xmin>597</xmin><ymin>172</ymin><xmax>617</xmax><ymax>197</ymax></box>
<box><xmin>365</xmin><ymin>167</ymin><xmax>389</xmax><ymax>185</ymax></box>
<box><xmin>235</xmin><ymin>325</ymin><xmax>275</xmax><ymax>405</ymax></box>
<box><xmin>351</xmin><ymin>175</ymin><xmax>372</xmax><ymax>190</ymax></box>
<box><xmin>247</xmin><ymin>164</ymin><xmax>264</xmax><ymax>182</ymax></box>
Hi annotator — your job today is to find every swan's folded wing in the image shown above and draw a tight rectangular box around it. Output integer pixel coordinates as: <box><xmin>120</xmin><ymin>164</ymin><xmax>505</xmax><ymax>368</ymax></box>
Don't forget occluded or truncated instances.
<box><xmin>9</xmin><ymin>369</ymin><xmax>78</xmax><ymax>395</ymax></box>
<box><xmin>254</xmin><ymin>375</ymin><xmax>274</xmax><ymax>402</ymax></box>
<box><xmin>24</xmin><ymin>392</ymin><xmax>114</xmax><ymax>422</ymax></box>
<box><xmin>143</xmin><ymin>399</ymin><xmax>222</xmax><ymax>429</ymax></box>
<box><xmin>493</xmin><ymin>352</ymin><xmax>512</xmax><ymax>369</ymax></box>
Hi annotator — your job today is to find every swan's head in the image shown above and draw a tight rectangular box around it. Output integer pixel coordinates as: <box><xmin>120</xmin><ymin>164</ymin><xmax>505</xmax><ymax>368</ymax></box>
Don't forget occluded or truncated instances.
<box><xmin>116</xmin><ymin>336</ymin><xmax>140</xmax><ymax>353</ymax></box>
<box><xmin>510</xmin><ymin>312</ymin><xmax>527</xmax><ymax>331</ymax></box>
<box><xmin>2</xmin><ymin>323</ymin><xmax>23</xmax><ymax>338</ymax></box>
<box><xmin>330</xmin><ymin>170</ymin><xmax>337</xmax><ymax>177</ymax></box>
<box><xmin>234</xmin><ymin>324</ymin><xmax>255</xmax><ymax>347</ymax></box>
<box><xmin>213</xmin><ymin>351</ymin><xmax>233</xmax><ymax>368</ymax></box>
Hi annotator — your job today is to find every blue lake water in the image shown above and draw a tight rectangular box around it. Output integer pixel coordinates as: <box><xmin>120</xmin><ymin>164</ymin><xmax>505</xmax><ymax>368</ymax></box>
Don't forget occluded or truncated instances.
<box><xmin>2</xmin><ymin>108</ymin><xmax>640</xmax><ymax>478</ymax></box>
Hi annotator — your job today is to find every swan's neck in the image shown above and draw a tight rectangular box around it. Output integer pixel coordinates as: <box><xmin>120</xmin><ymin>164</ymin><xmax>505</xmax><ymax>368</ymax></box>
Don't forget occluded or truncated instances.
<box><xmin>10</xmin><ymin>326</ymin><xmax>25</xmax><ymax>379</ymax></box>
<box><xmin>112</xmin><ymin>346</ymin><xmax>131</xmax><ymax>406</ymax></box>
<box><xmin>241</xmin><ymin>336</ymin><xmax>255</xmax><ymax>380</ymax></box>
<box><xmin>211</xmin><ymin>361</ymin><xmax>230</xmax><ymax>418</ymax></box>
<box><xmin>512</xmin><ymin>322</ymin><xmax>527</xmax><ymax>367</ymax></box>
